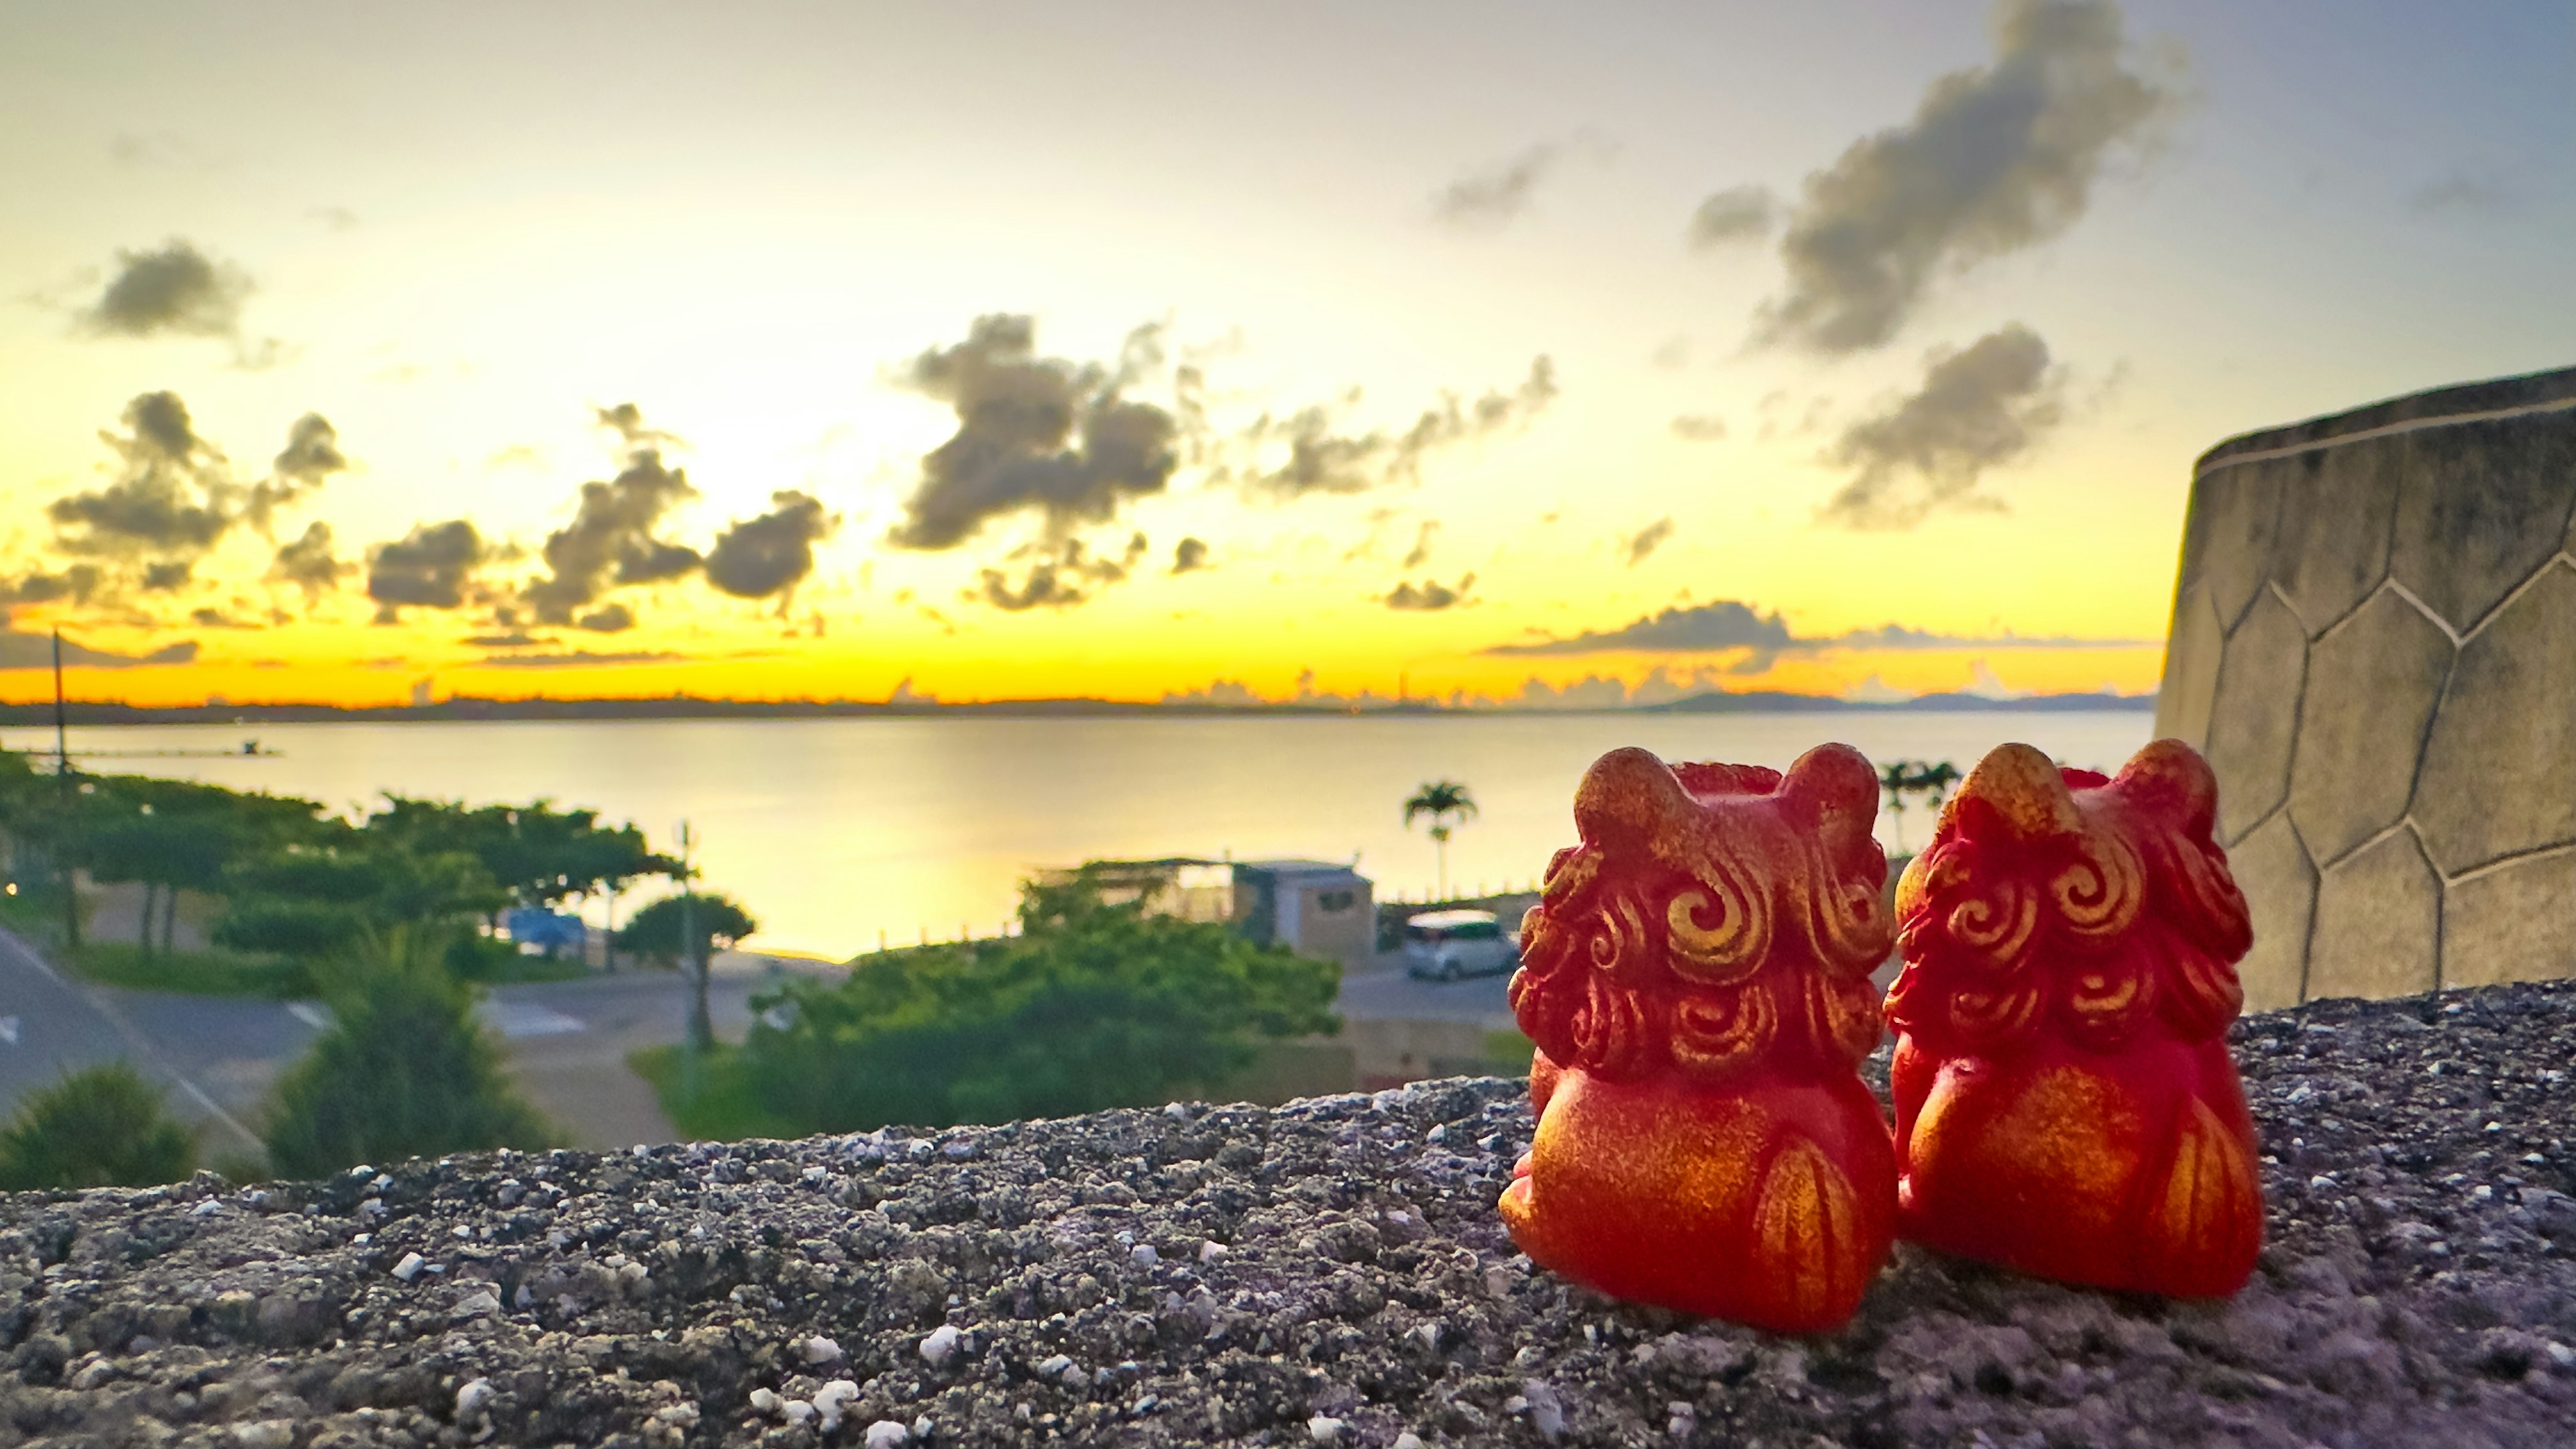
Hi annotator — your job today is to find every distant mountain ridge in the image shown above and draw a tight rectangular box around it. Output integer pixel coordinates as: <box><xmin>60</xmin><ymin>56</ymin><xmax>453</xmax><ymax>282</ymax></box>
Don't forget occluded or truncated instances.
<box><xmin>0</xmin><ymin>689</ymin><xmax>2154</xmax><ymax>727</ymax></box>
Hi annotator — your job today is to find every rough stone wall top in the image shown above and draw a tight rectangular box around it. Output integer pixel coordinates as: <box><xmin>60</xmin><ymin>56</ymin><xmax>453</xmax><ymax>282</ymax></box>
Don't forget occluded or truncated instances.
<box><xmin>2155</xmin><ymin>362</ymin><xmax>2576</xmax><ymax>1010</ymax></box>
<box><xmin>4</xmin><ymin>981</ymin><xmax>2576</xmax><ymax>1448</ymax></box>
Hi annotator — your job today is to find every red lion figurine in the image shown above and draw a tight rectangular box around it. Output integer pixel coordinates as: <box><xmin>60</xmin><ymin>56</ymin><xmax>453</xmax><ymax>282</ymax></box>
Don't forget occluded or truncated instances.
<box><xmin>1884</xmin><ymin>739</ymin><xmax>2263</xmax><ymax>1298</ymax></box>
<box><xmin>1499</xmin><ymin>744</ymin><xmax>1896</xmax><ymax>1333</ymax></box>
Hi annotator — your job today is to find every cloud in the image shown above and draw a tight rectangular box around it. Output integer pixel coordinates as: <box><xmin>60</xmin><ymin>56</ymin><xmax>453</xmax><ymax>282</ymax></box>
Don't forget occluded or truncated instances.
<box><xmin>0</xmin><ymin>628</ymin><xmax>196</xmax><ymax>670</ymax></box>
<box><xmin>1623</xmin><ymin>517</ymin><xmax>1675</xmax><ymax>566</ymax></box>
<box><xmin>887</xmin><ymin>315</ymin><xmax>1181</xmax><ymax>550</ymax></box>
<box><xmin>1491</xmin><ymin>600</ymin><xmax>1792</xmax><ymax>655</ymax></box>
<box><xmin>594</xmin><ymin>402</ymin><xmax>684</xmax><ymax>449</ymax></box>
<box><xmin>308</xmin><ymin>205</ymin><xmax>359</xmax><ymax>231</ymax></box>
<box><xmin>246</xmin><ymin>413</ymin><xmax>348</xmax><ymax>531</ymax></box>
<box><xmin>368</xmin><ymin>520</ymin><xmax>490</xmax><ymax>620</ymax></box>
<box><xmin>1432</xmin><ymin>145</ymin><xmax>1563</xmax><ymax>229</ymax></box>
<box><xmin>1650</xmin><ymin>336</ymin><xmax>1692</xmax><ymax>370</ymax></box>
<box><xmin>706</xmin><ymin>490</ymin><xmax>837</xmax><ymax>600</ymax></box>
<box><xmin>268</xmin><ymin>522</ymin><xmax>352</xmax><ymax>605</ymax></box>
<box><xmin>1668</xmin><ymin>415</ymin><xmax>1728</xmax><ymax>442</ymax></box>
<box><xmin>48</xmin><ymin>392</ymin><xmax>233</xmax><ymax>562</ymax></box>
<box><xmin>2407</xmin><ymin>171</ymin><xmax>2512</xmax><ymax>216</ymax></box>
<box><xmin>1171</xmin><ymin>537</ymin><xmax>1210</xmax><ymax>575</ymax></box>
<box><xmin>1240</xmin><ymin>357</ymin><xmax>1558</xmax><ymax>497</ymax></box>
<box><xmin>1822</xmin><ymin>322</ymin><xmax>2064</xmax><ymax>527</ymax></box>
<box><xmin>1384</xmin><ymin>574</ymin><xmax>1476</xmax><ymax>611</ymax></box>
<box><xmin>1686</xmin><ymin>185</ymin><xmax>1778</xmax><ymax>248</ymax></box>
<box><xmin>29</xmin><ymin>394</ymin><xmax>349</xmax><ymax>607</ymax></box>
<box><xmin>1401</xmin><ymin>521</ymin><xmax>1440</xmax><ymax>570</ymax></box>
<box><xmin>474</xmin><ymin>649</ymin><xmax>684</xmax><ymax>669</ymax></box>
<box><xmin>973</xmin><ymin>533</ymin><xmax>1146</xmax><ymax>612</ymax></box>
<box><xmin>0</xmin><ymin>566</ymin><xmax>106</xmax><ymax>607</ymax></box>
<box><xmin>576</xmin><ymin>603</ymin><xmax>635</xmax><ymax>633</ymax></box>
<box><xmin>78</xmin><ymin>241</ymin><xmax>248</xmax><ymax>339</ymax></box>
<box><xmin>523</xmin><ymin>439</ymin><xmax>702</xmax><ymax>626</ymax></box>
<box><xmin>1163</xmin><ymin>678</ymin><xmax>1266</xmax><ymax>706</ymax></box>
<box><xmin>1758</xmin><ymin>0</ymin><xmax>2175</xmax><ymax>352</ymax></box>
<box><xmin>1490</xmin><ymin>596</ymin><xmax>2150</xmax><ymax>656</ymax></box>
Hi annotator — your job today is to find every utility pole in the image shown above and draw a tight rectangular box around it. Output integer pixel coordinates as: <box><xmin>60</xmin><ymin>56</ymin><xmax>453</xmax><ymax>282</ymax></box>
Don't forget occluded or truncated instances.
<box><xmin>678</xmin><ymin>821</ymin><xmax>710</xmax><ymax>1098</ymax></box>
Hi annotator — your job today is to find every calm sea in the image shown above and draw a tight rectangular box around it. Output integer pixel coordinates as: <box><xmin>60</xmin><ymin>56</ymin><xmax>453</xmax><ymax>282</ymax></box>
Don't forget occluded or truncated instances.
<box><xmin>21</xmin><ymin>712</ymin><xmax>2154</xmax><ymax>961</ymax></box>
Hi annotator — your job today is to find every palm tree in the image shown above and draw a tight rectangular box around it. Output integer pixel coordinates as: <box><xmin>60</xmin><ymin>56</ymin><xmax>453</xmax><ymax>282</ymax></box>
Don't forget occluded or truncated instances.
<box><xmin>1913</xmin><ymin>760</ymin><xmax>1962</xmax><ymax>818</ymax></box>
<box><xmin>1879</xmin><ymin>759</ymin><xmax>1919</xmax><ymax>851</ymax></box>
<box><xmin>1403</xmin><ymin>780</ymin><xmax>1479</xmax><ymax>901</ymax></box>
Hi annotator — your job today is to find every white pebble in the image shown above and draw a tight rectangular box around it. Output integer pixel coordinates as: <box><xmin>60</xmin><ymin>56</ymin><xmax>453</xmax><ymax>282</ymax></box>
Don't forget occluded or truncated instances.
<box><xmin>1522</xmin><ymin>1379</ymin><xmax>1566</xmax><ymax>1438</ymax></box>
<box><xmin>1131</xmin><ymin>1244</ymin><xmax>1159</xmax><ymax>1268</ymax></box>
<box><xmin>918</xmin><ymin>1324</ymin><xmax>962</xmax><ymax>1367</ymax></box>
<box><xmin>804</xmin><ymin>1334</ymin><xmax>845</xmax><ymax>1364</ymax></box>
<box><xmin>1393</xmin><ymin>1436</ymin><xmax>1424</xmax><ymax>1449</ymax></box>
<box><xmin>782</xmin><ymin>1401</ymin><xmax>816</xmax><ymax>1425</ymax></box>
<box><xmin>1308</xmin><ymin>1415</ymin><xmax>1345</xmax><ymax>1443</ymax></box>
<box><xmin>390</xmin><ymin>1252</ymin><xmax>425</xmax><ymax>1281</ymax></box>
<box><xmin>748</xmin><ymin>1388</ymin><xmax>780</xmax><ymax>1413</ymax></box>
<box><xmin>454</xmin><ymin>1379</ymin><xmax>494</xmax><ymax>1417</ymax></box>
<box><xmin>1199</xmin><ymin>1240</ymin><xmax>1228</xmax><ymax>1263</ymax></box>
<box><xmin>812</xmin><ymin>1379</ymin><xmax>859</xmax><ymax>1431</ymax></box>
<box><xmin>864</xmin><ymin>1420</ymin><xmax>910</xmax><ymax>1448</ymax></box>
<box><xmin>189</xmin><ymin>1199</ymin><xmax>222</xmax><ymax>1218</ymax></box>
<box><xmin>1038</xmin><ymin>1353</ymin><xmax>1073</xmax><ymax>1378</ymax></box>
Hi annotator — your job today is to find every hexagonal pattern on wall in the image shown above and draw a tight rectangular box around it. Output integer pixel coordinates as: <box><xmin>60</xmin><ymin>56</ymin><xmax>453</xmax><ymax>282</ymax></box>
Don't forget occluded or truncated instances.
<box><xmin>2287</xmin><ymin>588</ymin><xmax>2453</xmax><ymax>867</ymax></box>
<box><xmin>2203</xmin><ymin>590</ymin><xmax>2306</xmax><ymax>847</ymax></box>
<box><xmin>2161</xmin><ymin>364</ymin><xmax>2576</xmax><ymax>1003</ymax></box>
<box><xmin>2412</xmin><ymin>561</ymin><xmax>2576</xmax><ymax>876</ymax></box>
<box><xmin>2270</xmin><ymin>441</ymin><xmax>2402</xmax><ymax>635</ymax></box>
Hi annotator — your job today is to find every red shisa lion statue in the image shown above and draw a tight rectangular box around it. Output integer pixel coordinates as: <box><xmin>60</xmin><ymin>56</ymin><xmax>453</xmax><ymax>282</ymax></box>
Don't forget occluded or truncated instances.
<box><xmin>1499</xmin><ymin>744</ymin><xmax>1896</xmax><ymax>1333</ymax></box>
<box><xmin>1884</xmin><ymin>740</ymin><xmax>2263</xmax><ymax>1298</ymax></box>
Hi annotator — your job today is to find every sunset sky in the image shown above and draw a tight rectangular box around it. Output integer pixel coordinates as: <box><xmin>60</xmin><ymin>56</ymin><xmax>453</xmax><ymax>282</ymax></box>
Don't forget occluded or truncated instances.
<box><xmin>0</xmin><ymin>1</ymin><xmax>2568</xmax><ymax>708</ymax></box>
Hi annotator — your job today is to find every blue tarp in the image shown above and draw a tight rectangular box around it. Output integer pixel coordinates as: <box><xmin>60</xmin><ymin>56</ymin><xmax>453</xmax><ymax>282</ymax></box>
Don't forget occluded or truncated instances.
<box><xmin>503</xmin><ymin>908</ymin><xmax>587</xmax><ymax>951</ymax></box>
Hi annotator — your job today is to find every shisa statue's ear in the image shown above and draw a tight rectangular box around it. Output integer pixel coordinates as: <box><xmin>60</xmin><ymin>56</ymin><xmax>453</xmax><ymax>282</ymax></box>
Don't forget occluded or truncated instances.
<box><xmin>2112</xmin><ymin>738</ymin><xmax>2220</xmax><ymax>839</ymax></box>
<box><xmin>1776</xmin><ymin>743</ymin><xmax>1881</xmax><ymax>850</ymax></box>
<box><xmin>1950</xmin><ymin>742</ymin><xmax>2085</xmax><ymax>842</ymax></box>
<box><xmin>1572</xmin><ymin>747</ymin><xmax>1692</xmax><ymax>849</ymax></box>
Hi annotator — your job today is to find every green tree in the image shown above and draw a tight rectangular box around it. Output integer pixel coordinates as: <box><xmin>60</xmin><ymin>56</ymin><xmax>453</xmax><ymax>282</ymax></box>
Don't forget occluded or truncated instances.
<box><xmin>737</xmin><ymin>879</ymin><xmax>1339</xmax><ymax>1132</ymax></box>
<box><xmin>262</xmin><ymin>928</ymin><xmax>554</xmax><ymax>1178</ymax></box>
<box><xmin>616</xmin><ymin>890</ymin><xmax>756</xmax><ymax>1052</ymax></box>
<box><xmin>0</xmin><ymin>1061</ymin><xmax>195</xmax><ymax>1189</ymax></box>
<box><xmin>213</xmin><ymin>831</ymin><xmax>507</xmax><ymax>964</ymax></box>
<box><xmin>1401</xmin><ymin>779</ymin><xmax>1479</xmax><ymax>900</ymax></box>
<box><xmin>612</xmin><ymin>892</ymin><xmax>758</xmax><ymax>967</ymax></box>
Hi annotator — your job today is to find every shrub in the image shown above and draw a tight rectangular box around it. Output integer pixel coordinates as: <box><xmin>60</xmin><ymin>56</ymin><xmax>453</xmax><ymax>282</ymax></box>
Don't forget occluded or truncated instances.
<box><xmin>738</xmin><ymin>879</ymin><xmax>1339</xmax><ymax>1132</ymax></box>
<box><xmin>262</xmin><ymin>929</ymin><xmax>554</xmax><ymax>1178</ymax></box>
<box><xmin>0</xmin><ymin>1061</ymin><xmax>195</xmax><ymax>1189</ymax></box>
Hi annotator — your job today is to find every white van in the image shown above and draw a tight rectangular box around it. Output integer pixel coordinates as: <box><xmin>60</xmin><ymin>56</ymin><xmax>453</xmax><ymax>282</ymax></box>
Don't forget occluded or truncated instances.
<box><xmin>1403</xmin><ymin>908</ymin><xmax>1518</xmax><ymax>981</ymax></box>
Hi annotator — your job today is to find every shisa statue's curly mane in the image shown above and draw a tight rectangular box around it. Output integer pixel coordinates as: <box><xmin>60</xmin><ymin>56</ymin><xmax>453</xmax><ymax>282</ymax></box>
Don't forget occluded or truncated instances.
<box><xmin>1509</xmin><ymin>747</ymin><xmax>1892</xmax><ymax>1085</ymax></box>
<box><xmin>1497</xmin><ymin>743</ymin><xmax>1899</xmax><ymax>1332</ymax></box>
<box><xmin>1884</xmin><ymin>739</ymin><xmax>2252</xmax><ymax>1056</ymax></box>
<box><xmin>1880</xmin><ymin>738</ymin><xmax>2265</xmax><ymax>1299</ymax></box>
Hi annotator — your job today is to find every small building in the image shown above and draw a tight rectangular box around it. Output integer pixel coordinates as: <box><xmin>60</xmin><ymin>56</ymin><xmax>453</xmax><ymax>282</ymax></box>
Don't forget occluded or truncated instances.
<box><xmin>1036</xmin><ymin>855</ymin><xmax>1376</xmax><ymax>969</ymax></box>
<box><xmin>1229</xmin><ymin>859</ymin><xmax>1375</xmax><ymax>969</ymax></box>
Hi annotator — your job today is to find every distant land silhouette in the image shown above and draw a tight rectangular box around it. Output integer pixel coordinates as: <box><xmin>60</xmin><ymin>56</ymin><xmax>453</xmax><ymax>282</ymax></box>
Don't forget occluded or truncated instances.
<box><xmin>0</xmin><ymin>690</ymin><xmax>2153</xmax><ymax>727</ymax></box>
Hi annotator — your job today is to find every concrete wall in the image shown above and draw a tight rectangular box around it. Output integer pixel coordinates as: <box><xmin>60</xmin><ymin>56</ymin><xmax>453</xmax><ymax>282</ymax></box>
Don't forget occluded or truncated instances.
<box><xmin>2155</xmin><ymin>364</ymin><xmax>2576</xmax><ymax>1008</ymax></box>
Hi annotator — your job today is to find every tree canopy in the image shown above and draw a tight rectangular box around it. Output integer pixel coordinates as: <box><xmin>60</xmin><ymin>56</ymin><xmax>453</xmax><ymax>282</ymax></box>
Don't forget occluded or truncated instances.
<box><xmin>613</xmin><ymin>891</ymin><xmax>757</xmax><ymax>967</ymax></box>
<box><xmin>735</xmin><ymin>879</ymin><xmax>1340</xmax><ymax>1132</ymax></box>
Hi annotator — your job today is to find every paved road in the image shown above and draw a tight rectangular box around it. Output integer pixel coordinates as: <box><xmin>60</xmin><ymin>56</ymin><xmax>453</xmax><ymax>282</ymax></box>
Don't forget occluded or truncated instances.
<box><xmin>1336</xmin><ymin>957</ymin><xmax>1516</xmax><ymax>1027</ymax></box>
<box><xmin>1</xmin><ymin>940</ymin><xmax>1540</xmax><ymax>1163</ymax></box>
<box><xmin>0</xmin><ymin>927</ymin><xmax>268</xmax><ymax>1159</ymax></box>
